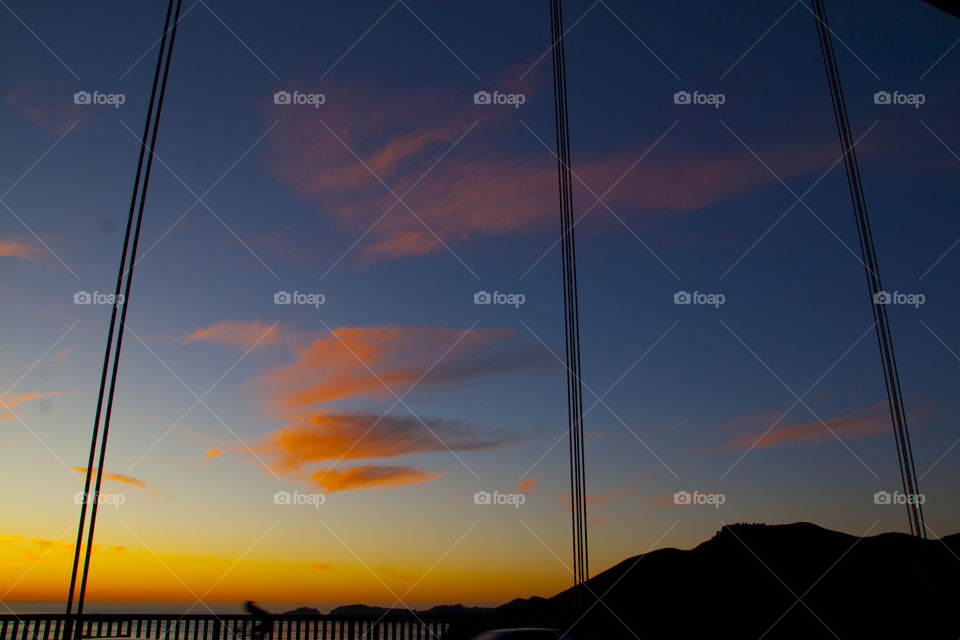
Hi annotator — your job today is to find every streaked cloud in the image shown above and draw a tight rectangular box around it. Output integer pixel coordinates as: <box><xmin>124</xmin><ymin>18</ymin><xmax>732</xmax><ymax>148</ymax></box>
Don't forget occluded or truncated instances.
<box><xmin>195</xmin><ymin>322</ymin><xmax>545</xmax><ymax>492</ymax></box>
<box><xmin>0</xmin><ymin>238</ymin><xmax>44</xmax><ymax>260</ymax></box>
<box><xmin>260</xmin><ymin>325</ymin><xmax>549</xmax><ymax>410</ymax></box>
<box><xmin>186</xmin><ymin>321</ymin><xmax>278</xmax><ymax>349</ymax></box>
<box><xmin>264</xmin><ymin>78</ymin><xmax>836</xmax><ymax>262</ymax></box>
<box><xmin>7</xmin><ymin>89</ymin><xmax>96</xmax><ymax>134</ymax></box>
<box><xmin>707</xmin><ymin>400</ymin><xmax>933</xmax><ymax>452</ymax></box>
<box><xmin>517</xmin><ymin>478</ymin><xmax>537</xmax><ymax>494</ymax></box>
<box><xmin>1</xmin><ymin>392</ymin><xmax>68</xmax><ymax>423</ymax></box>
<box><xmin>257</xmin><ymin>412</ymin><xmax>513</xmax><ymax>474</ymax></box>
<box><xmin>307</xmin><ymin>465</ymin><xmax>442</xmax><ymax>493</ymax></box>
<box><xmin>72</xmin><ymin>467</ymin><xmax>147</xmax><ymax>489</ymax></box>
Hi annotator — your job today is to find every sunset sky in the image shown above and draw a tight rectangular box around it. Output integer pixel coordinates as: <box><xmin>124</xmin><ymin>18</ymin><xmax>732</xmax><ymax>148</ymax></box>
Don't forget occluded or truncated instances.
<box><xmin>2</xmin><ymin>0</ymin><xmax>960</xmax><ymax>610</ymax></box>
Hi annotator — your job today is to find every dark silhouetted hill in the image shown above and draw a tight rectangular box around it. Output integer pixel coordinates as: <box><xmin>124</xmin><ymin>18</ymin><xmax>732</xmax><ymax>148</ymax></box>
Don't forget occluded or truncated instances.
<box><xmin>282</xmin><ymin>607</ymin><xmax>322</xmax><ymax>616</ymax></box>
<box><xmin>445</xmin><ymin>522</ymin><xmax>960</xmax><ymax>640</ymax></box>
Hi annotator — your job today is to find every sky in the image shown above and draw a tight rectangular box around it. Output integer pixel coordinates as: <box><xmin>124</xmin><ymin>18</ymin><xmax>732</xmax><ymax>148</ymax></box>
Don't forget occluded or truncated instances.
<box><xmin>2</xmin><ymin>0</ymin><xmax>960</xmax><ymax>611</ymax></box>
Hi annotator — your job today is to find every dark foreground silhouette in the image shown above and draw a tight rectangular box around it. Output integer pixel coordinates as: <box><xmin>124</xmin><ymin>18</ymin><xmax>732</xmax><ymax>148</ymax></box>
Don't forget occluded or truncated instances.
<box><xmin>440</xmin><ymin>522</ymin><xmax>960</xmax><ymax>640</ymax></box>
<box><xmin>245</xmin><ymin>601</ymin><xmax>273</xmax><ymax>640</ymax></box>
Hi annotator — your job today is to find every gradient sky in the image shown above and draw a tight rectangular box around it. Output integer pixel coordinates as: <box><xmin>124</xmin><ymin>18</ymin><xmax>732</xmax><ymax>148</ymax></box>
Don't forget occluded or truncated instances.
<box><xmin>2</xmin><ymin>0</ymin><xmax>960</xmax><ymax>610</ymax></box>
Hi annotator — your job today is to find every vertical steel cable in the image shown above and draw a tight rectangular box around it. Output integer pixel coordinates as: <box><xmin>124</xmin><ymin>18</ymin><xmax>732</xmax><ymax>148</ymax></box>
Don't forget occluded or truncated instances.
<box><xmin>549</xmin><ymin>0</ymin><xmax>590</xmax><ymax>592</ymax></box>
<box><xmin>66</xmin><ymin>0</ymin><xmax>184</xmax><ymax>625</ymax></box>
<box><xmin>811</xmin><ymin>0</ymin><xmax>925</xmax><ymax>537</ymax></box>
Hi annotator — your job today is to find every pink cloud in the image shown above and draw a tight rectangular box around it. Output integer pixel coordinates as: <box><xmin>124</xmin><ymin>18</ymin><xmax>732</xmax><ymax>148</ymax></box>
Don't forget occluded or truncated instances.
<box><xmin>186</xmin><ymin>321</ymin><xmax>278</xmax><ymax>349</ymax></box>
<box><xmin>262</xmin><ymin>74</ymin><xmax>837</xmax><ymax>262</ymax></box>
<box><xmin>7</xmin><ymin>89</ymin><xmax>96</xmax><ymax>134</ymax></box>
<box><xmin>0</xmin><ymin>238</ymin><xmax>44</xmax><ymax>260</ymax></box>
<box><xmin>707</xmin><ymin>400</ymin><xmax>933</xmax><ymax>452</ymax></box>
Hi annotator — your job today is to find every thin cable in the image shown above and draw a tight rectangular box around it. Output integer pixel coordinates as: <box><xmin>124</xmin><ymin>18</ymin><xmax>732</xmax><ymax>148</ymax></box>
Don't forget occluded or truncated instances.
<box><xmin>549</xmin><ymin>0</ymin><xmax>589</xmax><ymax>594</ymax></box>
<box><xmin>69</xmin><ymin>0</ymin><xmax>184</xmax><ymax>624</ymax></box>
<box><xmin>65</xmin><ymin>0</ymin><xmax>177</xmax><ymax>617</ymax></box>
<box><xmin>811</xmin><ymin>0</ymin><xmax>925</xmax><ymax>537</ymax></box>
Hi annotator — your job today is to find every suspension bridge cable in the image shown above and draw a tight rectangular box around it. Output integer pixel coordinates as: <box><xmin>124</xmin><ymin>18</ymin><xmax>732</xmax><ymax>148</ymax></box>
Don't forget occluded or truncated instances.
<box><xmin>549</xmin><ymin>0</ymin><xmax>590</xmax><ymax>592</ymax></box>
<box><xmin>811</xmin><ymin>0</ymin><xmax>925</xmax><ymax>537</ymax></box>
<box><xmin>66</xmin><ymin>0</ymin><xmax>184</xmax><ymax>623</ymax></box>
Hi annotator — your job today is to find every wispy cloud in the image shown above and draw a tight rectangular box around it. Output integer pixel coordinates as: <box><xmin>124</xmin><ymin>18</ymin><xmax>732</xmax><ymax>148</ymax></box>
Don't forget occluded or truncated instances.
<box><xmin>72</xmin><ymin>467</ymin><xmax>147</xmax><ymax>489</ymax></box>
<box><xmin>308</xmin><ymin>465</ymin><xmax>442</xmax><ymax>493</ymax></box>
<box><xmin>706</xmin><ymin>400</ymin><xmax>934</xmax><ymax>452</ymax></box>
<box><xmin>7</xmin><ymin>89</ymin><xmax>95</xmax><ymax>134</ymax></box>
<box><xmin>263</xmin><ymin>74</ymin><xmax>836</xmax><ymax>262</ymax></box>
<box><xmin>256</xmin><ymin>412</ymin><xmax>512</xmax><ymax>476</ymax></box>
<box><xmin>0</xmin><ymin>238</ymin><xmax>45</xmax><ymax>260</ymax></box>
<box><xmin>190</xmin><ymin>322</ymin><xmax>546</xmax><ymax>492</ymax></box>
<box><xmin>517</xmin><ymin>478</ymin><xmax>537</xmax><ymax>494</ymax></box>
<box><xmin>185</xmin><ymin>321</ymin><xmax>279</xmax><ymax>349</ymax></box>
<box><xmin>259</xmin><ymin>325</ymin><xmax>549</xmax><ymax>410</ymax></box>
<box><xmin>0</xmin><ymin>392</ymin><xmax>68</xmax><ymax>423</ymax></box>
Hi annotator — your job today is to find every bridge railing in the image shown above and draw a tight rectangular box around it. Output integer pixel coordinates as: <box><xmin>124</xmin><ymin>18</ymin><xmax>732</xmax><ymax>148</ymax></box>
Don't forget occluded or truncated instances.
<box><xmin>0</xmin><ymin>614</ymin><xmax>456</xmax><ymax>640</ymax></box>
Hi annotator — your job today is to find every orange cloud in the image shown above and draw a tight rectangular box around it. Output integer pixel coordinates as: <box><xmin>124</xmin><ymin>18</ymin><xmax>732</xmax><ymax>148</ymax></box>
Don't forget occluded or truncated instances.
<box><xmin>204</xmin><ymin>449</ymin><xmax>223</xmax><ymax>459</ymax></box>
<box><xmin>186</xmin><ymin>321</ymin><xmax>278</xmax><ymax>349</ymax></box>
<box><xmin>72</xmin><ymin>467</ymin><xmax>147</xmax><ymax>489</ymax></box>
<box><xmin>308</xmin><ymin>465</ymin><xmax>442</xmax><ymax>493</ymax></box>
<box><xmin>257</xmin><ymin>412</ymin><xmax>512</xmax><ymax>474</ymax></box>
<box><xmin>1</xmin><ymin>392</ymin><xmax>68</xmax><ymax>423</ymax></box>
<box><xmin>208</xmin><ymin>323</ymin><xmax>545</xmax><ymax>492</ymax></box>
<box><xmin>0</xmin><ymin>238</ymin><xmax>44</xmax><ymax>260</ymax></box>
<box><xmin>307</xmin><ymin>562</ymin><xmax>331</xmax><ymax>571</ymax></box>
<box><xmin>517</xmin><ymin>478</ymin><xmax>537</xmax><ymax>494</ymax></box>
<box><xmin>263</xmin><ymin>75</ymin><xmax>837</xmax><ymax>262</ymax></box>
<box><xmin>708</xmin><ymin>401</ymin><xmax>932</xmax><ymax>452</ymax></box>
<box><xmin>262</xmin><ymin>325</ymin><xmax>547</xmax><ymax>411</ymax></box>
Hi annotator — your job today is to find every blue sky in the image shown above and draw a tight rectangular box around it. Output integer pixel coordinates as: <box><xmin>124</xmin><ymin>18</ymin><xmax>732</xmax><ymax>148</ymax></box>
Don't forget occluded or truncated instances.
<box><xmin>2</xmin><ymin>0</ymin><xmax>960</xmax><ymax>607</ymax></box>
